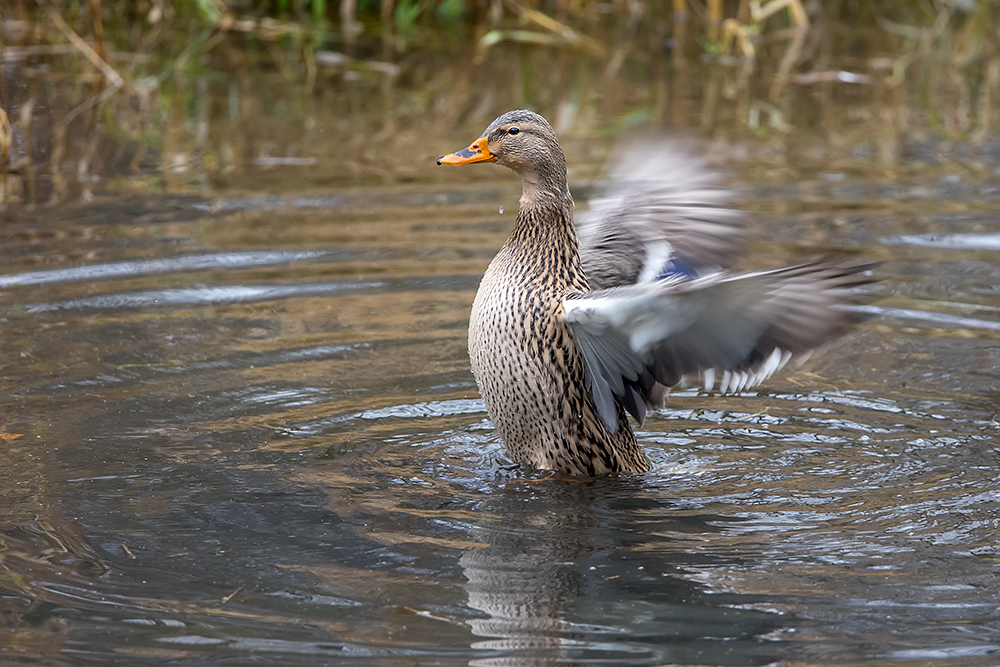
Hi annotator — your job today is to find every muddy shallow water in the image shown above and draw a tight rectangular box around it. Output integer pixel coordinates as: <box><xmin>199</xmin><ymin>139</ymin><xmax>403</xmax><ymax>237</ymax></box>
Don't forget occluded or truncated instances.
<box><xmin>2</xmin><ymin>10</ymin><xmax>1000</xmax><ymax>664</ymax></box>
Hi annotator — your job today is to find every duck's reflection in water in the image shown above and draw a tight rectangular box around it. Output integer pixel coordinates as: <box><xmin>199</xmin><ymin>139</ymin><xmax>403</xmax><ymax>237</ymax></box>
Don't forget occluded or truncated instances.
<box><xmin>460</xmin><ymin>477</ymin><xmax>783</xmax><ymax>667</ymax></box>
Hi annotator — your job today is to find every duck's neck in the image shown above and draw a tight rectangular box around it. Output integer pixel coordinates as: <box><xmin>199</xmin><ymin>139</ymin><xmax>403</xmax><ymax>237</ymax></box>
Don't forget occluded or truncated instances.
<box><xmin>503</xmin><ymin>181</ymin><xmax>585</xmax><ymax>289</ymax></box>
<box><xmin>509</xmin><ymin>179</ymin><xmax>575</xmax><ymax>246</ymax></box>
<box><xmin>506</xmin><ymin>143</ymin><xmax>574</xmax><ymax>244</ymax></box>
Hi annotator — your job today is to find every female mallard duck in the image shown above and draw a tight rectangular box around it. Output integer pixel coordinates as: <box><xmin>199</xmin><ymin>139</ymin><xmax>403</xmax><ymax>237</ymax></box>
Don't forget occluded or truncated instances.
<box><xmin>438</xmin><ymin>109</ymin><xmax>867</xmax><ymax>476</ymax></box>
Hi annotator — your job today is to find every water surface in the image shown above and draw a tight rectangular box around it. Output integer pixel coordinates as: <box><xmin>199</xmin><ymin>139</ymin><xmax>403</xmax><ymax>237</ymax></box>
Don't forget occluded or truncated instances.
<box><xmin>2</xmin><ymin>12</ymin><xmax>1000</xmax><ymax>666</ymax></box>
<box><xmin>2</xmin><ymin>168</ymin><xmax>998</xmax><ymax>665</ymax></box>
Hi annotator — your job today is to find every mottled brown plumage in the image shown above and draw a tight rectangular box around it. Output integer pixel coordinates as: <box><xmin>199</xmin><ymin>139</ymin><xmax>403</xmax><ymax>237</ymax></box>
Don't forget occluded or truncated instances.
<box><xmin>467</xmin><ymin>187</ymin><xmax>648</xmax><ymax>475</ymax></box>
<box><xmin>438</xmin><ymin>110</ymin><xmax>868</xmax><ymax>476</ymax></box>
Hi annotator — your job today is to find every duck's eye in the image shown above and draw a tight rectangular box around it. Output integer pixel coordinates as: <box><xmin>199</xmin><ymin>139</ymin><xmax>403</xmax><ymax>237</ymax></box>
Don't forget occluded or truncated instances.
<box><xmin>508</xmin><ymin>127</ymin><xmax>520</xmax><ymax>135</ymax></box>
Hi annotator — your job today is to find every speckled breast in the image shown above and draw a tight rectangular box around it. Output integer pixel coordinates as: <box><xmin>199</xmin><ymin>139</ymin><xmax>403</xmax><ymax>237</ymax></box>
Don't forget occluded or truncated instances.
<box><xmin>467</xmin><ymin>244</ymin><xmax>648</xmax><ymax>475</ymax></box>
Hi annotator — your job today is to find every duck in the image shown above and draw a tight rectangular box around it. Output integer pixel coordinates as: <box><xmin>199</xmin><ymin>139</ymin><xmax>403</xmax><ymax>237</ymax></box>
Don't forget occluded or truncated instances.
<box><xmin>437</xmin><ymin>109</ymin><xmax>868</xmax><ymax>476</ymax></box>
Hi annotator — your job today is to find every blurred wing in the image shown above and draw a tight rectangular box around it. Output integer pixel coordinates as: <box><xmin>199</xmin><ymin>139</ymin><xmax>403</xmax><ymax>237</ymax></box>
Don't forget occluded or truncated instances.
<box><xmin>577</xmin><ymin>138</ymin><xmax>744</xmax><ymax>290</ymax></box>
<box><xmin>564</xmin><ymin>263</ymin><xmax>872</xmax><ymax>433</ymax></box>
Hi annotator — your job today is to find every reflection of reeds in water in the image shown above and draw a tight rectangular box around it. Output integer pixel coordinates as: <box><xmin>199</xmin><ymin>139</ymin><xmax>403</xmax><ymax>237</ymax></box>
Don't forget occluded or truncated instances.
<box><xmin>2</xmin><ymin>1</ymin><xmax>1000</xmax><ymax>205</ymax></box>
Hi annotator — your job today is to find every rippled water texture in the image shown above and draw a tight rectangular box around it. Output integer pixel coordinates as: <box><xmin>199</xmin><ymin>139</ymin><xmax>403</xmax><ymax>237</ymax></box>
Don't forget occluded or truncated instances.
<box><xmin>2</xmin><ymin>171</ymin><xmax>998</xmax><ymax>665</ymax></box>
<box><xmin>3</xmin><ymin>10</ymin><xmax>1000</xmax><ymax>665</ymax></box>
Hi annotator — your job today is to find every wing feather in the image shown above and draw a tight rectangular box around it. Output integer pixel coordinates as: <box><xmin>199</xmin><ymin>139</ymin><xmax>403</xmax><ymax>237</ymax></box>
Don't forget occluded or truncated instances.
<box><xmin>565</xmin><ymin>263</ymin><xmax>873</xmax><ymax>432</ymax></box>
<box><xmin>577</xmin><ymin>138</ymin><xmax>744</xmax><ymax>289</ymax></box>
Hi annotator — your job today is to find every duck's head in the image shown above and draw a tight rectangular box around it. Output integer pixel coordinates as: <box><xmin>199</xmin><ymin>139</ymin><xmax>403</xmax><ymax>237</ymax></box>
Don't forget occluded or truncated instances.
<box><xmin>437</xmin><ymin>110</ymin><xmax>568</xmax><ymax>197</ymax></box>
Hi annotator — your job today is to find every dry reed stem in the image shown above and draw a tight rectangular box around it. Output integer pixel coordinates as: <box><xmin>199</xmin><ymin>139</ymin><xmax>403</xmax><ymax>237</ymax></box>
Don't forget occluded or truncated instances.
<box><xmin>85</xmin><ymin>0</ymin><xmax>106</xmax><ymax>62</ymax></box>
<box><xmin>0</xmin><ymin>108</ymin><xmax>11</xmax><ymax>163</ymax></box>
<box><xmin>35</xmin><ymin>0</ymin><xmax>124</xmax><ymax>89</ymax></box>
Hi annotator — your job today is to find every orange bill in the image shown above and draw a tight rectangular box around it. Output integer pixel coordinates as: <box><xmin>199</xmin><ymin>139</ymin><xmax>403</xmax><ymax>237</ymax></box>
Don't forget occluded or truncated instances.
<box><xmin>437</xmin><ymin>136</ymin><xmax>494</xmax><ymax>165</ymax></box>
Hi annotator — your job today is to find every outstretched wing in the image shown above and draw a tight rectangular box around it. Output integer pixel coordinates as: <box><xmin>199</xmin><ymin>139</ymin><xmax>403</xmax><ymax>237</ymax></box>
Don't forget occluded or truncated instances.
<box><xmin>577</xmin><ymin>138</ymin><xmax>744</xmax><ymax>290</ymax></box>
<box><xmin>564</xmin><ymin>263</ymin><xmax>873</xmax><ymax>433</ymax></box>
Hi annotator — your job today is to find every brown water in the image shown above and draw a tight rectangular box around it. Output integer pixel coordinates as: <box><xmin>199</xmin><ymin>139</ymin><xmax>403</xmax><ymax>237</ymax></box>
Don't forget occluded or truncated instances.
<box><xmin>2</xmin><ymin>14</ymin><xmax>1000</xmax><ymax>666</ymax></box>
